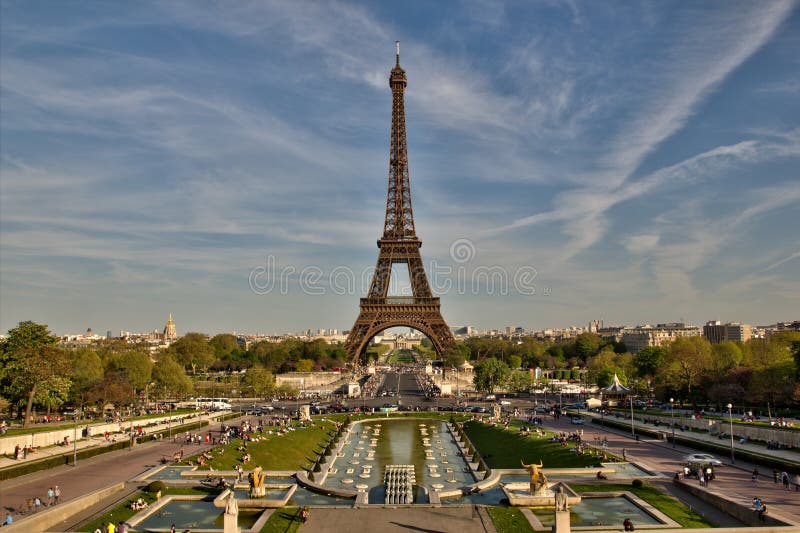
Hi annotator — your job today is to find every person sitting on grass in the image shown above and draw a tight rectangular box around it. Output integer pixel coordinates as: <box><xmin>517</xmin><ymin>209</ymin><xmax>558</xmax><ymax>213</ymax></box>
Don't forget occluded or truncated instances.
<box><xmin>596</xmin><ymin>471</ymin><xmax>608</xmax><ymax>480</ymax></box>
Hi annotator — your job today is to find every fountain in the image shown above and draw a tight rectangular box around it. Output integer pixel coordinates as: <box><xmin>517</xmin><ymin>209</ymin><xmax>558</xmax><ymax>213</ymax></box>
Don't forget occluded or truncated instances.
<box><xmin>501</xmin><ymin>460</ymin><xmax>582</xmax><ymax>508</ymax></box>
<box><xmin>249</xmin><ymin>466</ymin><xmax>267</xmax><ymax>498</ymax></box>
<box><xmin>384</xmin><ymin>465</ymin><xmax>415</xmax><ymax>504</ymax></box>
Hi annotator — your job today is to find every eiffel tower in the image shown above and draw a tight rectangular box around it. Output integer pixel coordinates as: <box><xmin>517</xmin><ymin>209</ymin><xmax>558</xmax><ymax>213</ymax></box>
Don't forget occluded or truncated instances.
<box><xmin>344</xmin><ymin>43</ymin><xmax>456</xmax><ymax>364</ymax></box>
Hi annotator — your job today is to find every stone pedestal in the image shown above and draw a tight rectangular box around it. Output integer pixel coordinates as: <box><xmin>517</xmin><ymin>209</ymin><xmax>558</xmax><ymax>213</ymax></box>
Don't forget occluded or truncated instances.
<box><xmin>492</xmin><ymin>404</ymin><xmax>502</xmax><ymax>420</ymax></box>
<box><xmin>552</xmin><ymin>510</ymin><xmax>570</xmax><ymax>533</ymax></box>
<box><xmin>300</xmin><ymin>405</ymin><xmax>311</xmax><ymax>421</ymax></box>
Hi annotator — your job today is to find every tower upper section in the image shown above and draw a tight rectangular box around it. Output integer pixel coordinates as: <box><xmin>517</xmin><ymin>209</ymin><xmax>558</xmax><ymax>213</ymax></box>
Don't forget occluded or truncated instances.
<box><xmin>383</xmin><ymin>41</ymin><xmax>417</xmax><ymax>241</ymax></box>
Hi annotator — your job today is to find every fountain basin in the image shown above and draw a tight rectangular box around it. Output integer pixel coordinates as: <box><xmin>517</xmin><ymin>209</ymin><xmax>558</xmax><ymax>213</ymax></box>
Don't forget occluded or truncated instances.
<box><xmin>501</xmin><ymin>481</ymin><xmax>581</xmax><ymax>507</ymax></box>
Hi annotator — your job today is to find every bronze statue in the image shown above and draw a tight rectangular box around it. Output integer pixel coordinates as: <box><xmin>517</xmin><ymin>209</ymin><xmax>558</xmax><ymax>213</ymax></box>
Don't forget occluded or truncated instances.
<box><xmin>521</xmin><ymin>459</ymin><xmax>548</xmax><ymax>494</ymax></box>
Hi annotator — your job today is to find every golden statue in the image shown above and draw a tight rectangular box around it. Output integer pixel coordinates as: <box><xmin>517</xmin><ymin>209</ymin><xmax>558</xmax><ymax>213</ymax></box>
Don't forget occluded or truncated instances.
<box><xmin>521</xmin><ymin>459</ymin><xmax>548</xmax><ymax>494</ymax></box>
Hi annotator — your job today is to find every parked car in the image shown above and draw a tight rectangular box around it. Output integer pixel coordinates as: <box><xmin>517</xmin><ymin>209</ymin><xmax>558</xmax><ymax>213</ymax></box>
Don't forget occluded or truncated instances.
<box><xmin>570</xmin><ymin>417</ymin><xmax>584</xmax><ymax>425</ymax></box>
<box><xmin>683</xmin><ymin>453</ymin><xmax>723</xmax><ymax>466</ymax></box>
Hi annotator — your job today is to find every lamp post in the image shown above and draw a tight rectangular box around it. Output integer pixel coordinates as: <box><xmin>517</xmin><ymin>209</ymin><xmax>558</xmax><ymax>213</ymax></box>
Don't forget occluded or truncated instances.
<box><xmin>630</xmin><ymin>392</ymin><xmax>635</xmax><ymax>437</ymax></box>
<box><xmin>600</xmin><ymin>392</ymin><xmax>604</xmax><ymax>424</ymax></box>
<box><xmin>129</xmin><ymin>404</ymin><xmax>135</xmax><ymax>451</ymax></box>
<box><xmin>628</xmin><ymin>381</ymin><xmax>636</xmax><ymax>438</ymax></box>
<box><xmin>727</xmin><ymin>403</ymin><xmax>735</xmax><ymax>464</ymax></box>
<box><xmin>73</xmin><ymin>410</ymin><xmax>79</xmax><ymax>466</ymax></box>
<box><xmin>670</xmin><ymin>398</ymin><xmax>675</xmax><ymax>448</ymax></box>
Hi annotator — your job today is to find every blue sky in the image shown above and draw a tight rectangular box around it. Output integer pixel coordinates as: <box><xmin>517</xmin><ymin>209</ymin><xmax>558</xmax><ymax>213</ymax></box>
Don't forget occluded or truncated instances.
<box><xmin>1</xmin><ymin>1</ymin><xmax>798</xmax><ymax>336</ymax></box>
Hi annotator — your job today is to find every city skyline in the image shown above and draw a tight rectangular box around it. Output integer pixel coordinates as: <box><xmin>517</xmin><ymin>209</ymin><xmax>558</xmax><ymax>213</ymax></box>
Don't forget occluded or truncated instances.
<box><xmin>2</xmin><ymin>1</ymin><xmax>799</xmax><ymax>335</ymax></box>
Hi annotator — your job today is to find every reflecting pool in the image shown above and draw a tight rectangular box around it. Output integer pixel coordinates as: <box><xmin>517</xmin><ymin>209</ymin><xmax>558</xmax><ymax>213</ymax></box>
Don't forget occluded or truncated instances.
<box><xmin>135</xmin><ymin>499</ymin><xmax>263</xmax><ymax>530</ymax></box>
<box><xmin>323</xmin><ymin>419</ymin><xmax>474</xmax><ymax>494</ymax></box>
<box><xmin>533</xmin><ymin>495</ymin><xmax>664</xmax><ymax>527</ymax></box>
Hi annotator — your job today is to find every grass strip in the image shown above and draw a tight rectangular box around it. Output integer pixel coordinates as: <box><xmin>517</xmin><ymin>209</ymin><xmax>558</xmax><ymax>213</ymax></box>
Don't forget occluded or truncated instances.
<box><xmin>487</xmin><ymin>506</ymin><xmax>534</xmax><ymax>533</ymax></box>
<box><xmin>462</xmin><ymin>420</ymin><xmax>603</xmax><ymax>469</ymax></box>
<box><xmin>260</xmin><ymin>507</ymin><xmax>303</xmax><ymax>533</ymax></box>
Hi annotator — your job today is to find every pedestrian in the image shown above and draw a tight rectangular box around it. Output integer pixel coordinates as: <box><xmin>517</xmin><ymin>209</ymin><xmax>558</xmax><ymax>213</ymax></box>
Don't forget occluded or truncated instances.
<box><xmin>117</xmin><ymin>521</ymin><xmax>126</xmax><ymax>533</ymax></box>
<box><xmin>773</xmin><ymin>468</ymin><xmax>779</xmax><ymax>483</ymax></box>
<box><xmin>47</xmin><ymin>487</ymin><xmax>54</xmax><ymax>506</ymax></box>
<box><xmin>13</xmin><ymin>444</ymin><xmax>20</xmax><ymax>460</ymax></box>
<box><xmin>794</xmin><ymin>473</ymin><xmax>800</xmax><ymax>492</ymax></box>
<box><xmin>623</xmin><ymin>517</ymin><xmax>635</xmax><ymax>531</ymax></box>
<box><xmin>106</xmin><ymin>520</ymin><xmax>116</xmax><ymax>533</ymax></box>
<box><xmin>54</xmin><ymin>485</ymin><xmax>61</xmax><ymax>504</ymax></box>
<box><xmin>622</xmin><ymin>448</ymin><xmax>626</xmax><ymax>461</ymax></box>
<box><xmin>758</xmin><ymin>503</ymin><xmax>768</xmax><ymax>522</ymax></box>
<box><xmin>3</xmin><ymin>513</ymin><xmax>12</xmax><ymax>526</ymax></box>
<box><xmin>752</xmin><ymin>467</ymin><xmax>759</xmax><ymax>482</ymax></box>
<box><xmin>170</xmin><ymin>525</ymin><xmax>176</xmax><ymax>533</ymax></box>
<box><xmin>781</xmin><ymin>471</ymin><xmax>789</xmax><ymax>491</ymax></box>
<box><xmin>33</xmin><ymin>497</ymin><xmax>41</xmax><ymax>513</ymax></box>
<box><xmin>753</xmin><ymin>497</ymin><xmax>763</xmax><ymax>519</ymax></box>
<box><xmin>699</xmin><ymin>472</ymin><xmax>705</xmax><ymax>487</ymax></box>
<box><xmin>705</xmin><ymin>466</ymin><xmax>713</xmax><ymax>484</ymax></box>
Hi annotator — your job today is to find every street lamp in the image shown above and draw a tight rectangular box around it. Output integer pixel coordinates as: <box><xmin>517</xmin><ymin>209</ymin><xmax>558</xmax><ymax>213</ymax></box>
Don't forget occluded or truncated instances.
<box><xmin>670</xmin><ymin>398</ymin><xmax>675</xmax><ymax>448</ymax></box>
<box><xmin>727</xmin><ymin>403</ymin><xmax>735</xmax><ymax>464</ymax></box>
<box><xmin>628</xmin><ymin>379</ymin><xmax>636</xmax><ymax>438</ymax></box>
<box><xmin>73</xmin><ymin>409</ymin><xmax>79</xmax><ymax>466</ymax></box>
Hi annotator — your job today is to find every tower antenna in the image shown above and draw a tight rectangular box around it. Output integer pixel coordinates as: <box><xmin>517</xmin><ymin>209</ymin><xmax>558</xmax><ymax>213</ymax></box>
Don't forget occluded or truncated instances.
<box><xmin>395</xmin><ymin>41</ymin><xmax>400</xmax><ymax>65</ymax></box>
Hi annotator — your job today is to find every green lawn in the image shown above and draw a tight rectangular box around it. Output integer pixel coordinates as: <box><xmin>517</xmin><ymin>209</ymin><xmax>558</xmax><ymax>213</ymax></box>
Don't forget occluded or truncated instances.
<box><xmin>462</xmin><ymin>420</ymin><xmax>604</xmax><ymax>469</ymax></box>
<box><xmin>260</xmin><ymin>507</ymin><xmax>303</xmax><ymax>533</ymax></box>
<box><xmin>569</xmin><ymin>483</ymin><xmax>713</xmax><ymax>528</ymax></box>
<box><xmin>487</xmin><ymin>507</ymin><xmax>534</xmax><ymax>533</ymax></box>
<box><xmin>198</xmin><ymin>420</ymin><xmax>337</xmax><ymax>471</ymax></box>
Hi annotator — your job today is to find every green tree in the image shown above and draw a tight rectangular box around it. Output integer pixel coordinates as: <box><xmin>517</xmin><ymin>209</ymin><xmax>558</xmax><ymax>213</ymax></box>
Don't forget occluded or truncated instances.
<box><xmin>169</xmin><ymin>333</ymin><xmax>216</xmax><ymax>374</ymax></box>
<box><xmin>633</xmin><ymin>346</ymin><xmax>668</xmax><ymax>378</ymax></box>
<box><xmin>70</xmin><ymin>348</ymin><xmax>104</xmax><ymax>409</ymax></box>
<box><xmin>106</xmin><ymin>350</ymin><xmax>153</xmax><ymax>392</ymax></box>
<box><xmin>88</xmin><ymin>371</ymin><xmax>135</xmax><ymax>411</ymax></box>
<box><xmin>506</xmin><ymin>370</ymin><xmax>532</xmax><ymax>394</ymax></box>
<box><xmin>244</xmin><ymin>365</ymin><xmax>275</xmax><ymax>399</ymax></box>
<box><xmin>664</xmin><ymin>337</ymin><xmax>712</xmax><ymax>402</ymax></box>
<box><xmin>1</xmin><ymin>321</ymin><xmax>71</xmax><ymax>427</ymax></box>
<box><xmin>296</xmin><ymin>359</ymin><xmax>314</xmax><ymax>372</ymax></box>
<box><xmin>209</xmin><ymin>333</ymin><xmax>240</xmax><ymax>359</ymax></box>
<box><xmin>573</xmin><ymin>333</ymin><xmax>603</xmax><ymax>360</ymax></box>
<box><xmin>508</xmin><ymin>355</ymin><xmax>522</xmax><ymax>370</ymax></box>
<box><xmin>472</xmin><ymin>358</ymin><xmax>510</xmax><ymax>394</ymax></box>
<box><xmin>152</xmin><ymin>354</ymin><xmax>193</xmax><ymax>398</ymax></box>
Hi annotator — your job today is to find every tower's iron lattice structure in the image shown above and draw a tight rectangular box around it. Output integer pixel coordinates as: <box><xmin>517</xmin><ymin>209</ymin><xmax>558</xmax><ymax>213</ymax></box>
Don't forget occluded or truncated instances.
<box><xmin>344</xmin><ymin>44</ymin><xmax>456</xmax><ymax>364</ymax></box>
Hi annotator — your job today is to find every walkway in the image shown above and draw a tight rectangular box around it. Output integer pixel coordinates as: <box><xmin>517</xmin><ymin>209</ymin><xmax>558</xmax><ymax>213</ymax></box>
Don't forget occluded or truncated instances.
<box><xmin>0</xmin><ymin>417</ymin><xmax>230</xmax><ymax>531</ymax></box>
<box><xmin>542</xmin><ymin>415</ymin><xmax>800</xmax><ymax>526</ymax></box>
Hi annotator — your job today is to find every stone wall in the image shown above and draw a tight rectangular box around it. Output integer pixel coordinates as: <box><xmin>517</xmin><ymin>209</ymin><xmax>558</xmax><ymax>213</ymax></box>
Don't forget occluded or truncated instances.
<box><xmin>631</xmin><ymin>413</ymin><xmax>800</xmax><ymax>448</ymax></box>
<box><xmin>1</xmin><ymin>412</ymin><xmax>210</xmax><ymax>456</ymax></box>
<box><xmin>4</xmin><ymin>482</ymin><xmax>125</xmax><ymax>533</ymax></box>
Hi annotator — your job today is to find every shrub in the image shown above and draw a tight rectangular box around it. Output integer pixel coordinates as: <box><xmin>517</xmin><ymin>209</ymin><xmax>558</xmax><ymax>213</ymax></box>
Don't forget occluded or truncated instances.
<box><xmin>632</xmin><ymin>479</ymin><xmax>643</xmax><ymax>488</ymax></box>
<box><xmin>147</xmin><ymin>480</ymin><xmax>167</xmax><ymax>494</ymax></box>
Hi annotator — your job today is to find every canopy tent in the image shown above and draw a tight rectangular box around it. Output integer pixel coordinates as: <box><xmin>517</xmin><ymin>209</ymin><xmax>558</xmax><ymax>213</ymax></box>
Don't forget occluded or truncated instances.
<box><xmin>603</xmin><ymin>373</ymin><xmax>630</xmax><ymax>395</ymax></box>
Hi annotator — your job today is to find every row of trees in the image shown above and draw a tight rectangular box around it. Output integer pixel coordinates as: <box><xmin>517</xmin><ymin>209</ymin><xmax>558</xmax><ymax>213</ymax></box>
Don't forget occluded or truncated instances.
<box><xmin>465</xmin><ymin>332</ymin><xmax>800</xmax><ymax>408</ymax></box>
<box><xmin>0</xmin><ymin>322</ymin><xmax>348</xmax><ymax>426</ymax></box>
<box><xmin>0</xmin><ymin>321</ymin><xmax>195</xmax><ymax>427</ymax></box>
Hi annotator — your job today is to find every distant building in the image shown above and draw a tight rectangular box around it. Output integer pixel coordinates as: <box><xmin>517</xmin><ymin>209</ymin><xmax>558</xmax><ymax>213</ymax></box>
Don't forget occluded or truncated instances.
<box><xmin>588</xmin><ymin>320</ymin><xmax>603</xmax><ymax>333</ymax></box>
<box><xmin>621</xmin><ymin>323</ymin><xmax>701</xmax><ymax>353</ymax></box>
<box><xmin>163</xmin><ymin>313</ymin><xmax>177</xmax><ymax>340</ymax></box>
<box><xmin>703</xmin><ymin>321</ymin><xmax>752</xmax><ymax>343</ymax></box>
